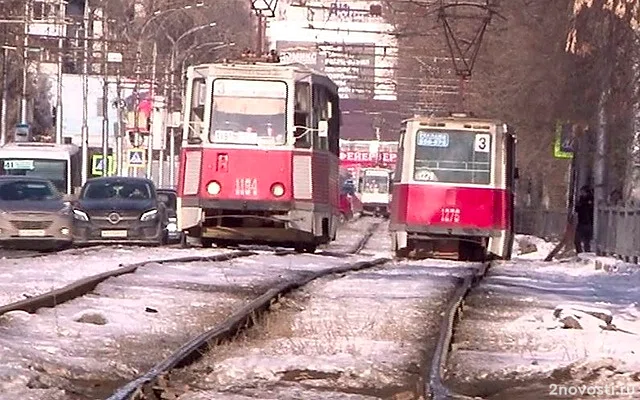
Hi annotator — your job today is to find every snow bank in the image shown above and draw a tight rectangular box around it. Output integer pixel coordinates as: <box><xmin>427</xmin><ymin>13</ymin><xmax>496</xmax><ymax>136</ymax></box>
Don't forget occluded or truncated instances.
<box><xmin>447</xmin><ymin>257</ymin><xmax>640</xmax><ymax>397</ymax></box>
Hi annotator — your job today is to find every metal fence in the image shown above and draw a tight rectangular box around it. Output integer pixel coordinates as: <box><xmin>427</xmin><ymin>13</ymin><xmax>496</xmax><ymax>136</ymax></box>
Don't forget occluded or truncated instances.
<box><xmin>514</xmin><ymin>207</ymin><xmax>567</xmax><ymax>240</ymax></box>
<box><xmin>595</xmin><ymin>205</ymin><xmax>640</xmax><ymax>262</ymax></box>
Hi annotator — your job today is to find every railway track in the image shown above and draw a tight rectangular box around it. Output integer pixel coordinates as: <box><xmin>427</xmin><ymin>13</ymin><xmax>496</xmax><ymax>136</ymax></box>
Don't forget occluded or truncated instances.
<box><xmin>0</xmin><ymin>219</ymin><xmax>383</xmax><ymax>400</ymax></box>
<box><xmin>104</xmin><ymin>227</ymin><xmax>489</xmax><ymax>400</ymax></box>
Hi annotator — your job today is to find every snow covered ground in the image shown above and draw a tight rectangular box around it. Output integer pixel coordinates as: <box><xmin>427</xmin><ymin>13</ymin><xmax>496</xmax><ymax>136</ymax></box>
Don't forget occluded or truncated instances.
<box><xmin>0</xmin><ymin>224</ymin><xmax>378</xmax><ymax>400</ymax></box>
<box><xmin>166</xmin><ymin>229</ymin><xmax>483</xmax><ymax>400</ymax></box>
<box><xmin>0</xmin><ymin>245</ymin><xmax>232</xmax><ymax>307</ymax></box>
<box><xmin>446</xmin><ymin>234</ymin><xmax>640</xmax><ymax>399</ymax></box>
<box><xmin>324</xmin><ymin>216</ymin><xmax>380</xmax><ymax>254</ymax></box>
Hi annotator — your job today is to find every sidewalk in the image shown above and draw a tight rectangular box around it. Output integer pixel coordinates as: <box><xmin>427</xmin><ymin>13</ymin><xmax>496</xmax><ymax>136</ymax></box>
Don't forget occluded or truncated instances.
<box><xmin>445</xmin><ymin>234</ymin><xmax>640</xmax><ymax>399</ymax></box>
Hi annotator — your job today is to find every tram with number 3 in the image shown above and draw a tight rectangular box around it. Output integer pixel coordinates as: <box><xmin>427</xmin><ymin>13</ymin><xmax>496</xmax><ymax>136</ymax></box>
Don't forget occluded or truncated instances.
<box><xmin>389</xmin><ymin>113</ymin><xmax>517</xmax><ymax>260</ymax></box>
<box><xmin>176</xmin><ymin>59</ymin><xmax>342</xmax><ymax>252</ymax></box>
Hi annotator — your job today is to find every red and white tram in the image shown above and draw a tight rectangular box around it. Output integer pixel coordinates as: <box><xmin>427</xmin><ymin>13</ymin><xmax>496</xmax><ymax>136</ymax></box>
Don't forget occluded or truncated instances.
<box><xmin>389</xmin><ymin>113</ymin><xmax>516</xmax><ymax>260</ymax></box>
<box><xmin>177</xmin><ymin>60</ymin><xmax>341</xmax><ymax>252</ymax></box>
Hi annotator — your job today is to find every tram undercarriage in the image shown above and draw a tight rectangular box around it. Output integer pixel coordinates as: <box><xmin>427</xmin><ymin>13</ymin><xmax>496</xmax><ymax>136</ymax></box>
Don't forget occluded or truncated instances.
<box><xmin>392</xmin><ymin>231</ymin><xmax>489</xmax><ymax>261</ymax></box>
<box><xmin>188</xmin><ymin>208</ymin><xmax>332</xmax><ymax>253</ymax></box>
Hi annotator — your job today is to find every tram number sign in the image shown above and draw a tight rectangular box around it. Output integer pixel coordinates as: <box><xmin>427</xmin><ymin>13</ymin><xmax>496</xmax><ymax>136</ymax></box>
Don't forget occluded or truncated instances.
<box><xmin>235</xmin><ymin>178</ymin><xmax>258</xmax><ymax>196</ymax></box>
<box><xmin>474</xmin><ymin>134</ymin><xmax>491</xmax><ymax>153</ymax></box>
<box><xmin>440</xmin><ymin>207</ymin><xmax>461</xmax><ymax>223</ymax></box>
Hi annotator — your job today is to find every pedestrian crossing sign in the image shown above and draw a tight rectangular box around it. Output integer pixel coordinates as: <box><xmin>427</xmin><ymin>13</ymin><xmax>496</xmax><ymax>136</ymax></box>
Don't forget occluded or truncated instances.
<box><xmin>128</xmin><ymin>149</ymin><xmax>146</xmax><ymax>168</ymax></box>
<box><xmin>91</xmin><ymin>154</ymin><xmax>116</xmax><ymax>175</ymax></box>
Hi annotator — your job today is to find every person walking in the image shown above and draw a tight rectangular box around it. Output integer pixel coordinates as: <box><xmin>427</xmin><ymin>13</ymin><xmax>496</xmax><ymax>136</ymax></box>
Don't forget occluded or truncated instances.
<box><xmin>574</xmin><ymin>185</ymin><xmax>594</xmax><ymax>253</ymax></box>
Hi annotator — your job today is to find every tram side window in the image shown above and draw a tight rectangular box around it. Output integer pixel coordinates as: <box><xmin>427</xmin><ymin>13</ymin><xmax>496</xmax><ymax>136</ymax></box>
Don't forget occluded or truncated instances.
<box><xmin>187</xmin><ymin>78</ymin><xmax>206</xmax><ymax>142</ymax></box>
<box><xmin>327</xmin><ymin>92</ymin><xmax>340</xmax><ymax>156</ymax></box>
<box><xmin>312</xmin><ymin>84</ymin><xmax>329</xmax><ymax>151</ymax></box>
<box><xmin>294</xmin><ymin>82</ymin><xmax>311</xmax><ymax>149</ymax></box>
<box><xmin>394</xmin><ymin>129</ymin><xmax>405</xmax><ymax>182</ymax></box>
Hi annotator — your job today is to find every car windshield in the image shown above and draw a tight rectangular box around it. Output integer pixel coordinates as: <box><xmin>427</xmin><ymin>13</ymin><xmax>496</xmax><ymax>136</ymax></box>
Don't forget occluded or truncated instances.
<box><xmin>157</xmin><ymin>192</ymin><xmax>176</xmax><ymax>209</ymax></box>
<box><xmin>0</xmin><ymin>179</ymin><xmax>60</xmax><ymax>201</ymax></box>
<box><xmin>82</xmin><ymin>180</ymin><xmax>153</xmax><ymax>200</ymax></box>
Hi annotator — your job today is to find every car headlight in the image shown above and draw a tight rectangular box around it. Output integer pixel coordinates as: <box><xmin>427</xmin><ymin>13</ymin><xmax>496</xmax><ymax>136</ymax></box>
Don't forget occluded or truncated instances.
<box><xmin>167</xmin><ymin>222</ymin><xmax>178</xmax><ymax>232</ymax></box>
<box><xmin>207</xmin><ymin>181</ymin><xmax>221</xmax><ymax>195</ymax></box>
<box><xmin>72</xmin><ymin>209</ymin><xmax>89</xmax><ymax>221</ymax></box>
<box><xmin>140</xmin><ymin>209</ymin><xmax>158</xmax><ymax>221</ymax></box>
<box><xmin>270</xmin><ymin>182</ymin><xmax>285</xmax><ymax>197</ymax></box>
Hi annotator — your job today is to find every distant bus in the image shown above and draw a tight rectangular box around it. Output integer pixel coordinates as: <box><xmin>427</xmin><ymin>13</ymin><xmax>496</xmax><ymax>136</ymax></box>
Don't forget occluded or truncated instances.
<box><xmin>0</xmin><ymin>142</ymin><xmax>82</xmax><ymax>195</ymax></box>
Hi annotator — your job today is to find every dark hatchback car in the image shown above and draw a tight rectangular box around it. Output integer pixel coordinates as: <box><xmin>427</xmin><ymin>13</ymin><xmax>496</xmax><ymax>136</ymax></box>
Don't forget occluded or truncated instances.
<box><xmin>156</xmin><ymin>188</ymin><xmax>182</xmax><ymax>243</ymax></box>
<box><xmin>71</xmin><ymin>177</ymin><xmax>168</xmax><ymax>245</ymax></box>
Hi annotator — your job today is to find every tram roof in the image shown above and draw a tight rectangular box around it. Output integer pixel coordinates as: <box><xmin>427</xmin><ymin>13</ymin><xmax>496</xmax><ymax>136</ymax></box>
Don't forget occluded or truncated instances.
<box><xmin>403</xmin><ymin>114</ymin><xmax>504</xmax><ymax>127</ymax></box>
<box><xmin>188</xmin><ymin>61</ymin><xmax>337</xmax><ymax>90</ymax></box>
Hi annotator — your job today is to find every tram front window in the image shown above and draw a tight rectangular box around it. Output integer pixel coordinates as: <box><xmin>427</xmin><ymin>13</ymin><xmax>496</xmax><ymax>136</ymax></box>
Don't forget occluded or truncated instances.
<box><xmin>361</xmin><ymin>175</ymin><xmax>389</xmax><ymax>194</ymax></box>
<box><xmin>209</xmin><ymin>79</ymin><xmax>287</xmax><ymax>145</ymax></box>
<box><xmin>413</xmin><ymin>130</ymin><xmax>491</xmax><ymax>185</ymax></box>
<box><xmin>0</xmin><ymin>158</ymin><xmax>67</xmax><ymax>193</ymax></box>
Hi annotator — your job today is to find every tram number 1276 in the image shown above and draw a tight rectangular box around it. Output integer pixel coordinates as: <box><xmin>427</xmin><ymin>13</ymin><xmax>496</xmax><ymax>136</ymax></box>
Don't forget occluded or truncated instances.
<box><xmin>235</xmin><ymin>178</ymin><xmax>258</xmax><ymax>196</ymax></box>
<box><xmin>440</xmin><ymin>207</ymin><xmax>461</xmax><ymax>223</ymax></box>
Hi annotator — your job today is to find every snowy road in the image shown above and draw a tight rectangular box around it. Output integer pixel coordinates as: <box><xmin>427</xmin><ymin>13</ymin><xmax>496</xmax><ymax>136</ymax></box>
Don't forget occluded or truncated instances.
<box><xmin>446</xmin><ymin>236</ymin><xmax>640</xmax><ymax>399</ymax></box>
<box><xmin>0</xmin><ymin>219</ymin><xmax>379</xmax><ymax>400</ymax></box>
<box><xmin>0</xmin><ymin>245</ymin><xmax>231</xmax><ymax>307</ymax></box>
<box><xmin>147</xmin><ymin>226</ymin><xmax>485</xmax><ymax>400</ymax></box>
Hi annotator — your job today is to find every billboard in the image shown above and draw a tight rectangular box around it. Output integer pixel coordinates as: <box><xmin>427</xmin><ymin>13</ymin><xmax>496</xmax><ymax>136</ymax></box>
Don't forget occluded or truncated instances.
<box><xmin>322</xmin><ymin>43</ymin><xmax>376</xmax><ymax>99</ymax></box>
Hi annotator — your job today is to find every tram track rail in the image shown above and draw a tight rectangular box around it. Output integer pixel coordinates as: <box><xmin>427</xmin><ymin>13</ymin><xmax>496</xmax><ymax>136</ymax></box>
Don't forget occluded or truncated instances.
<box><xmin>106</xmin><ymin>221</ymin><xmax>384</xmax><ymax>400</ymax></box>
<box><xmin>0</xmin><ymin>221</ymin><xmax>381</xmax><ymax>319</ymax></box>
<box><xmin>427</xmin><ymin>259</ymin><xmax>492</xmax><ymax>400</ymax></box>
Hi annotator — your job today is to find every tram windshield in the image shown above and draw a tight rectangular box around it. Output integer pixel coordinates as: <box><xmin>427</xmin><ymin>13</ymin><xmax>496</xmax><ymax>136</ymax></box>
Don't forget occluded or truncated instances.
<box><xmin>361</xmin><ymin>172</ymin><xmax>390</xmax><ymax>194</ymax></box>
<box><xmin>209</xmin><ymin>79</ymin><xmax>287</xmax><ymax>145</ymax></box>
<box><xmin>413</xmin><ymin>130</ymin><xmax>491</xmax><ymax>184</ymax></box>
<box><xmin>0</xmin><ymin>158</ymin><xmax>68</xmax><ymax>193</ymax></box>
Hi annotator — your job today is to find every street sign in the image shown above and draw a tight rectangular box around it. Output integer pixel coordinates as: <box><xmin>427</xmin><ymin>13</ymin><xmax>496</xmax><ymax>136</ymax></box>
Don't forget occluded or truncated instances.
<box><xmin>128</xmin><ymin>149</ymin><xmax>146</xmax><ymax>168</ymax></box>
<box><xmin>91</xmin><ymin>154</ymin><xmax>116</xmax><ymax>175</ymax></box>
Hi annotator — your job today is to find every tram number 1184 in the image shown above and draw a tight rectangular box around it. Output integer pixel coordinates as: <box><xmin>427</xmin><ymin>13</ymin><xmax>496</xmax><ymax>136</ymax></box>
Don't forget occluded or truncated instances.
<box><xmin>235</xmin><ymin>178</ymin><xmax>258</xmax><ymax>196</ymax></box>
<box><xmin>440</xmin><ymin>207</ymin><xmax>461</xmax><ymax>223</ymax></box>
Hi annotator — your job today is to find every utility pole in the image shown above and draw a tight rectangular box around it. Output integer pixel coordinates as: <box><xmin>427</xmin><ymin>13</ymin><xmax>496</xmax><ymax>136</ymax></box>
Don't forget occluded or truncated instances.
<box><xmin>81</xmin><ymin>0</ymin><xmax>90</xmax><ymax>185</ymax></box>
<box><xmin>116</xmin><ymin>66</ymin><xmax>125</xmax><ymax>176</ymax></box>
<box><xmin>0</xmin><ymin>47</ymin><xmax>8</xmax><ymax>146</ymax></box>
<box><xmin>55</xmin><ymin>0</ymin><xmax>64</xmax><ymax>144</ymax></box>
<box><xmin>101</xmin><ymin>7</ymin><xmax>109</xmax><ymax>176</ymax></box>
<box><xmin>146</xmin><ymin>41</ymin><xmax>157</xmax><ymax>180</ymax></box>
<box><xmin>168</xmin><ymin>47</ymin><xmax>176</xmax><ymax>187</ymax></box>
<box><xmin>20</xmin><ymin>0</ymin><xmax>31</xmax><ymax>127</ymax></box>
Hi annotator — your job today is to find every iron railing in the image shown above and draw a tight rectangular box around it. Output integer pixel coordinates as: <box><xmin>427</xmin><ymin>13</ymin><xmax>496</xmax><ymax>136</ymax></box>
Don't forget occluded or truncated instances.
<box><xmin>514</xmin><ymin>207</ymin><xmax>567</xmax><ymax>240</ymax></box>
<box><xmin>595</xmin><ymin>205</ymin><xmax>640</xmax><ymax>263</ymax></box>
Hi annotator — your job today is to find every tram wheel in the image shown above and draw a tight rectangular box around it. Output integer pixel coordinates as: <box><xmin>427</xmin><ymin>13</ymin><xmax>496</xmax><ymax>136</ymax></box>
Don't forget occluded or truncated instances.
<box><xmin>201</xmin><ymin>238</ymin><xmax>214</xmax><ymax>248</ymax></box>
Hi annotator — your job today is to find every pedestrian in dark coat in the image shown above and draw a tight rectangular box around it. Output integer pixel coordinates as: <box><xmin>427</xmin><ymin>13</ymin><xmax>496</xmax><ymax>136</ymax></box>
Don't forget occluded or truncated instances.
<box><xmin>574</xmin><ymin>185</ymin><xmax>594</xmax><ymax>253</ymax></box>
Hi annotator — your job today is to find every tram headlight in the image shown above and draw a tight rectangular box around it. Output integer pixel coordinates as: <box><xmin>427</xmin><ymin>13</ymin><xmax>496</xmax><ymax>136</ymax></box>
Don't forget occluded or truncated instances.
<box><xmin>206</xmin><ymin>181</ymin><xmax>221</xmax><ymax>195</ymax></box>
<box><xmin>271</xmin><ymin>182</ymin><xmax>285</xmax><ymax>197</ymax></box>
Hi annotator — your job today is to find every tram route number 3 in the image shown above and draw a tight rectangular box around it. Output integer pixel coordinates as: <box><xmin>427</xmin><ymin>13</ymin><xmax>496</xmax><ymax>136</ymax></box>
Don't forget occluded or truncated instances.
<box><xmin>474</xmin><ymin>133</ymin><xmax>491</xmax><ymax>153</ymax></box>
<box><xmin>440</xmin><ymin>207</ymin><xmax>461</xmax><ymax>223</ymax></box>
<box><xmin>235</xmin><ymin>178</ymin><xmax>258</xmax><ymax>196</ymax></box>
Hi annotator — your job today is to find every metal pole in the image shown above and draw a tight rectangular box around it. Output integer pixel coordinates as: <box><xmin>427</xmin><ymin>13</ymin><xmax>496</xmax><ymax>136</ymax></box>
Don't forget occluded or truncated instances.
<box><xmin>169</xmin><ymin>47</ymin><xmax>176</xmax><ymax>187</ymax></box>
<box><xmin>20</xmin><ymin>0</ymin><xmax>30</xmax><ymax>126</ymax></box>
<box><xmin>0</xmin><ymin>48</ymin><xmax>8</xmax><ymax>146</ymax></box>
<box><xmin>55</xmin><ymin>35</ymin><xmax>63</xmax><ymax>144</ymax></box>
<box><xmin>146</xmin><ymin>41</ymin><xmax>157</xmax><ymax>180</ymax></box>
<box><xmin>101</xmin><ymin>9</ymin><xmax>109</xmax><ymax>176</ymax></box>
<box><xmin>116</xmin><ymin>66</ymin><xmax>124</xmax><ymax>176</ymax></box>
<box><xmin>80</xmin><ymin>0</ymin><xmax>90</xmax><ymax>185</ymax></box>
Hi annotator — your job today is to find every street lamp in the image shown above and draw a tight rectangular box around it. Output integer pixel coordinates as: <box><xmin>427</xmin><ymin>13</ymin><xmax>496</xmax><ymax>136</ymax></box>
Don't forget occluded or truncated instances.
<box><xmin>250</xmin><ymin>0</ymin><xmax>278</xmax><ymax>17</ymax></box>
<box><xmin>164</xmin><ymin>22</ymin><xmax>216</xmax><ymax>187</ymax></box>
<box><xmin>131</xmin><ymin>2</ymin><xmax>207</xmax><ymax>169</ymax></box>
